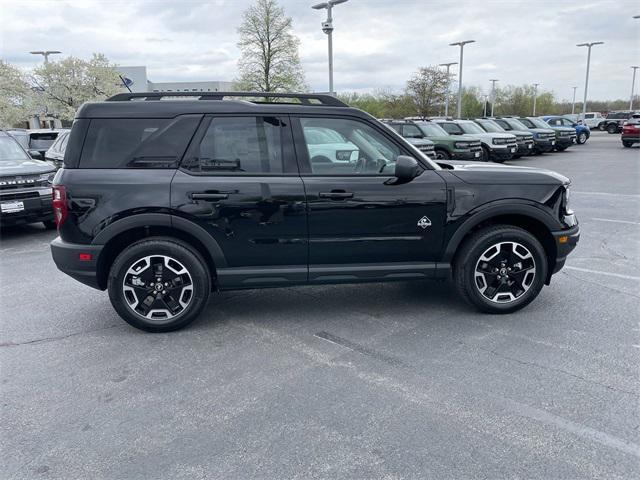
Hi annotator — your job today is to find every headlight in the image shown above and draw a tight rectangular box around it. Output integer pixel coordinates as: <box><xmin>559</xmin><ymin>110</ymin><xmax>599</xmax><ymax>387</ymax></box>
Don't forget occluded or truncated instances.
<box><xmin>38</xmin><ymin>172</ymin><xmax>56</xmax><ymax>183</ymax></box>
<box><xmin>492</xmin><ymin>138</ymin><xmax>508</xmax><ymax>145</ymax></box>
<box><xmin>454</xmin><ymin>142</ymin><xmax>470</xmax><ymax>148</ymax></box>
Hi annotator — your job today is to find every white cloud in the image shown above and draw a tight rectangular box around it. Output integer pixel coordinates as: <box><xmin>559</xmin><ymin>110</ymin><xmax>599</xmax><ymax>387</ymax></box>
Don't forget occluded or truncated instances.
<box><xmin>0</xmin><ymin>0</ymin><xmax>638</xmax><ymax>101</ymax></box>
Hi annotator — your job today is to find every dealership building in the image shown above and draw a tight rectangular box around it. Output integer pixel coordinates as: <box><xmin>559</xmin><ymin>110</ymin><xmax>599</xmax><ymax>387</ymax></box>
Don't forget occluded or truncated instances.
<box><xmin>117</xmin><ymin>66</ymin><xmax>234</xmax><ymax>93</ymax></box>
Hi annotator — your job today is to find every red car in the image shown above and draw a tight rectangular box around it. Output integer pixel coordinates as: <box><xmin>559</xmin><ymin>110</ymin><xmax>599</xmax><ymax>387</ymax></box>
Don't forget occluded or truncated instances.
<box><xmin>621</xmin><ymin>120</ymin><xmax>640</xmax><ymax>148</ymax></box>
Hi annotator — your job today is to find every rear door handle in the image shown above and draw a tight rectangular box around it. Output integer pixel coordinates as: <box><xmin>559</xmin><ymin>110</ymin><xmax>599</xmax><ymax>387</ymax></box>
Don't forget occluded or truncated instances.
<box><xmin>319</xmin><ymin>191</ymin><xmax>354</xmax><ymax>199</ymax></box>
<box><xmin>191</xmin><ymin>193</ymin><xmax>229</xmax><ymax>200</ymax></box>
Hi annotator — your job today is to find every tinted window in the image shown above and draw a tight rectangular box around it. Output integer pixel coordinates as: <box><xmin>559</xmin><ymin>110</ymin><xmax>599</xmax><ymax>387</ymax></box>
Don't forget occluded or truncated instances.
<box><xmin>185</xmin><ymin>116</ymin><xmax>283</xmax><ymax>174</ymax></box>
<box><xmin>402</xmin><ymin>124</ymin><xmax>423</xmax><ymax>138</ymax></box>
<box><xmin>585</xmin><ymin>113</ymin><xmax>594</xmax><ymax>119</ymax></box>
<box><xmin>440</xmin><ymin>123</ymin><xmax>464</xmax><ymax>135</ymax></box>
<box><xmin>547</xmin><ymin>119</ymin><xmax>561</xmax><ymax>126</ymax></box>
<box><xmin>80</xmin><ymin>116</ymin><xmax>199</xmax><ymax>168</ymax></box>
<box><xmin>300</xmin><ymin>117</ymin><xmax>402</xmax><ymax>175</ymax></box>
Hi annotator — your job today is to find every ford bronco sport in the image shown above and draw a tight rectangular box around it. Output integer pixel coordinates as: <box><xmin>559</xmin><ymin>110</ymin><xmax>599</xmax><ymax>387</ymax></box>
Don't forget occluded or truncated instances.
<box><xmin>50</xmin><ymin>92</ymin><xmax>579</xmax><ymax>332</ymax></box>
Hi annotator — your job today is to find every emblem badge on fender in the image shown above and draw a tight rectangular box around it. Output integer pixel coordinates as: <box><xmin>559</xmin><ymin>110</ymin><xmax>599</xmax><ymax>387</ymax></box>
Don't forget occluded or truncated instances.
<box><xmin>417</xmin><ymin>216</ymin><xmax>432</xmax><ymax>229</ymax></box>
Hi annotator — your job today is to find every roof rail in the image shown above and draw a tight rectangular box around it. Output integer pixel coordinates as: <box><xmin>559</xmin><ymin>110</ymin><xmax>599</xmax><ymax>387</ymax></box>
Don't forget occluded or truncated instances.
<box><xmin>106</xmin><ymin>91</ymin><xmax>348</xmax><ymax>107</ymax></box>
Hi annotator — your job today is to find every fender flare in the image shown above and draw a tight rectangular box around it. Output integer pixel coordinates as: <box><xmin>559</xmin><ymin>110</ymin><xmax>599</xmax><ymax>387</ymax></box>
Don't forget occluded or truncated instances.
<box><xmin>92</xmin><ymin>213</ymin><xmax>227</xmax><ymax>268</ymax></box>
<box><xmin>442</xmin><ymin>201</ymin><xmax>562</xmax><ymax>263</ymax></box>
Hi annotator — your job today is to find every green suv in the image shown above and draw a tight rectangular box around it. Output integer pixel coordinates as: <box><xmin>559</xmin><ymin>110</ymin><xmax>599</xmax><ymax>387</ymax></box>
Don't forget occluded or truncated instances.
<box><xmin>381</xmin><ymin>119</ymin><xmax>482</xmax><ymax>161</ymax></box>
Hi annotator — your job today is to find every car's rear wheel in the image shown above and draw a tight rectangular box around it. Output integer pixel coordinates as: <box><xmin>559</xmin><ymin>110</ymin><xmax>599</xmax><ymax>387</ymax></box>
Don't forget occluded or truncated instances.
<box><xmin>435</xmin><ymin>149</ymin><xmax>450</xmax><ymax>160</ymax></box>
<box><xmin>622</xmin><ymin>141</ymin><xmax>633</xmax><ymax>148</ymax></box>
<box><xmin>108</xmin><ymin>238</ymin><xmax>211</xmax><ymax>332</ymax></box>
<box><xmin>607</xmin><ymin>124</ymin><xmax>618</xmax><ymax>134</ymax></box>
<box><xmin>481</xmin><ymin>146</ymin><xmax>490</xmax><ymax>162</ymax></box>
<box><xmin>454</xmin><ymin>225</ymin><xmax>547</xmax><ymax>314</ymax></box>
<box><xmin>577</xmin><ymin>132</ymin><xmax>588</xmax><ymax>144</ymax></box>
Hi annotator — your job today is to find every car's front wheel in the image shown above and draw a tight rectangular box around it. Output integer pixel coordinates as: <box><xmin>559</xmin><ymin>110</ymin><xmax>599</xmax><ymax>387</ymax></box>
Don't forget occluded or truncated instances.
<box><xmin>607</xmin><ymin>124</ymin><xmax>618</xmax><ymax>134</ymax></box>
<box><xmin>454</xmin><ymin>225</ymin><xmax>547</xmax><ymax>314</ymax></box>
<box><xmin>435</xmin><ymin>149</ymin><xmax>450</xmax><ymax>160</ymax></box>
<box><xmin>108</xmin><ymin>238</ymin><xmax>211</xmax><ymax>332</ymax></box>
<box><xmin>622</xmin><ymin>141</ymin><xmax>634</xmax><ymax>148</ymax></box>
<box><xmin>577</xmin><ymin>132</ymin><xmax>588</xmax><ymax>144</ymax></box>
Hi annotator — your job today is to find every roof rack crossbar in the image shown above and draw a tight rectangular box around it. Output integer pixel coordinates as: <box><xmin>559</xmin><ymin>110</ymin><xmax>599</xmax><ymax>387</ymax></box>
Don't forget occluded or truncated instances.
<box><xmin>106</xmin><ymin>91</ymin><xmax>348</xmax><ymax>107</ymax></box>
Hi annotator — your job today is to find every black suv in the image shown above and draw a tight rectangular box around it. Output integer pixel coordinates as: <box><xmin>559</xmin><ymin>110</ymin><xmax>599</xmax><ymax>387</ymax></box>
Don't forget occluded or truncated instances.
<box><xmin>50</xmin><ymin>92</ymin><xmax>580</xmax><ymax>332</ymax></box>
<box><xmin>602</xmin><ymin>111</ymin><xmax>640</xmax><ymax>134</ymax></box>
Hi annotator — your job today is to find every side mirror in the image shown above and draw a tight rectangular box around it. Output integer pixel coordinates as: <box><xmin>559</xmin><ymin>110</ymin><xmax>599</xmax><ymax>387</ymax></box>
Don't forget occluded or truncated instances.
<box><xmin>394</xmin><ymin>155</ymin><xmax>420</xmax><ymax>181</ymax></box>
<box><xmin>28</xmin><ymin>150</ymin><xmax>43</xmax><ymax>160</ymax></box>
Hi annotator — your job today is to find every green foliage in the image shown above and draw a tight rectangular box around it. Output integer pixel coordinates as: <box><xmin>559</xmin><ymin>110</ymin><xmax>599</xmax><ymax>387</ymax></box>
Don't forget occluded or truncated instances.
<box><xmin>235</xmin><ymin>0</ymin><xmax>306</xmax><ymax>92</ymax></box>
<box><xmin>460</xmin><ymin>86</ymin><xmax>484</xmax><ymax>118</ymax></box>
<box><xmin>405</xmin><ymin>66</ymin><xmax>450</xmax><ymax>118</ymax></box>
<box><xmin>0</xmin><ymin>61</ymin><xmax>34</xmax><ymax>127</ymax></box>
<box><xmin>29</xmin><ymin>53</ymin><xmax>121</xmax><ymax>121</ymax></box>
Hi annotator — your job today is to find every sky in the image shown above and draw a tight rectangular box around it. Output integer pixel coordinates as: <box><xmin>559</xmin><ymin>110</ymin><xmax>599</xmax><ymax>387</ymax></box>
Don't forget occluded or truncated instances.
<box><xmin>1</xmin><ymin>0</ymin><xmax>639</xmax><ymax>101</ymax></box>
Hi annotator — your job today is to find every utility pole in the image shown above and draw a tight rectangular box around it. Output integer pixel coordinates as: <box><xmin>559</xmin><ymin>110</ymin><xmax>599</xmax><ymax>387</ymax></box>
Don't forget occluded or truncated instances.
<box><xmin>483</xmin><ymin>95</ymin><xmax>489</xmax><ymax>116</ymax></box>
<box><xmin>29</xmin><ymin>50</ymin><xmax>61</xmax><ymax>63</ymax></box>
<box><xmin>630</xmin><ymin>66</ymin><xmax>639</xmax><ymax>110</ymax></box>
<box><xmin>532</xmin><ymin>83</ymin><xmax>539</xmax><ymax>115</ymax></box>
<box><xmin>312</xmin><ymin>0</ymin><xmax>349</xmax><ymax>95</ymax></box>
<box><xmin>489</xmin><ymin>79</ymin><xmax>499</xmax><ymax>116</ymax></box>
<box><xmin>577</xmin><ymin>41</ymin><xmax>604</xmax><ymax>121</ymax></box>
<box><xmin>439</xmin><ymin>62</ymin><xmax>457</xmax><ymax>117</ymax></box>
<box><xmin>449</xmin><ymin>40</ymin><xmax>475</xmax><ymax>118</ymax></box>
<box><xmin>571</xmin><ymin>86</ymin><xmax>578</xmax><ymax>115</ymax></box>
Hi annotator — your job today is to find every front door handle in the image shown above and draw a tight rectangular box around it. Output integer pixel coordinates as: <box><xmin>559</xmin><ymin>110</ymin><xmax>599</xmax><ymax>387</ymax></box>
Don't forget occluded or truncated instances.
<box><xmin>191</xmin><ymin>193</ymin><xmax>229</xmax><ymax>200</ymax></box>
<box><xmin>319</xmin><ymin>191</ymin><xmax>354</xmax><ymax>200</ymax></box>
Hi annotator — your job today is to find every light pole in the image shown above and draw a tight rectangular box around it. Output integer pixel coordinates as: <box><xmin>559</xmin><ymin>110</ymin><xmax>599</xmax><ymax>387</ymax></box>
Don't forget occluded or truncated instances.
<box><xmin>489</xmin><ymin>79</ymin><xmax>498</xmax><ymax>116</ymax></box>
<box><xmin>312</xmin><ymin>0</ymin><xmax>349</xmax><ymax>95</ymax></box>
<box><xmin>577</xmin><ymin>41</ymin><xmax>604</xmax><ymax>121</ymax></box>
<box><xmin>483</xmin><ymin>95</ymin><xmax>489</xmax><ymax>116</ymax></box>
<box><xmin>630</xmin><ymin>66</ymin><xmax>639</xmax><ymax>110</ymax></box>
<box><xmin>29</xmin><ymin>50</ymin><xmax>61</xmax><ymax>63</ymax></box>
<box><xmin>571</xmin><ymin>86</ymin><xmax>578</xmax><ymax>115</ymax></box>
<box><xmin>439</xmin><ymin>62</ymin><xmax>457</xmax><ymax>117</ymax></box>
<box><xmin>449</xmin><ymin>40</ymin><xmax>475</xmax><ymax>118</ymax></box>
<box><xmin>532</xmin><ymin>83</ymin><xmax>539</xmax><ymax>115</ymax></box>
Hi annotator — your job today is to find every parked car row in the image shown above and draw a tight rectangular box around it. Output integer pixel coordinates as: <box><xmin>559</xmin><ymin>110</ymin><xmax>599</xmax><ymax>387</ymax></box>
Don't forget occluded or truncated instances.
<box><xmin>380</xmin><ymin>115</ymin><xmax>585</xmax><ymax>163</ymax></box>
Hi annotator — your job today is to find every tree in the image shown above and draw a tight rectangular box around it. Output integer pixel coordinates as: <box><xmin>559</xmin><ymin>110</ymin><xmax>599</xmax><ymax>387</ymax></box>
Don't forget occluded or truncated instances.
<box><xmin>235</xmin><ymin>0</ymin><xmax>306</xmax><ymax>92</ymax></box>
<box><xmin>405</xmin><ymin>66</ymin><xmax>450</xmax><ymax>118</ymax></box>
<box><xmin>460</xmin><ymin>86</ymin><xmax>484</xmax><ymax>118</ymax></box>
<box><xmin>29</xmin><ymin>54</ymin><xmax>120</xmax><ymax>121</ymax></box>
<box><xmin>0</xmin><ymin>61</ymin><xmax>35</xmax><ymax>127</ymax></box>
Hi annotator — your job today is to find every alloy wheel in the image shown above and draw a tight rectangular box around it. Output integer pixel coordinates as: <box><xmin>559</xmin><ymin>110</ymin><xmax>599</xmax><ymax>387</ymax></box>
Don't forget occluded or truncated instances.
<box><xmin>474</xmin><ymin>241</ymin><xmax>536</xmax><ymax>304</ymax></box>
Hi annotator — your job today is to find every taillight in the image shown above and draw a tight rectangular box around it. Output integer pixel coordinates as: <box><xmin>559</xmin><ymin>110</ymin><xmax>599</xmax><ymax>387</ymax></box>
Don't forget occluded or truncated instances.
<box><xmin>52</xmin><ymin>185</ymin><xmax>68</xmax><ymax>227</ymax></box>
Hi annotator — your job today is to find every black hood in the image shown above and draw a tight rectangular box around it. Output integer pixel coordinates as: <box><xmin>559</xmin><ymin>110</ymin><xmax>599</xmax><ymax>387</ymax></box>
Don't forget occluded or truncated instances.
<box><xmin>0</xmin><ymin>158</ymin><xmax>55</xmax><ymax>177</ymax></box>
<box><xmin>437</xmin><ymin>160</ymin><xmax>569</xmax><ymax>185</ymax></box>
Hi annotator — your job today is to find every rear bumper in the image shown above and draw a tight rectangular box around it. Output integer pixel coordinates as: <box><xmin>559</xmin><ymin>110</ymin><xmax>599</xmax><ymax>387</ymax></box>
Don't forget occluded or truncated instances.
<box><xmin>0</xmin><ymin>193</ymin><xmax>53</xmax><ymax>226</ymax></box>
<box><xmin>50</xmin><ymin>237</ymin><xmax>105</xmax><ymax>290</ymax></box>
<box><xmin>550</xmin><ymin>224</ymin><xmax>580</xmax><ymax>275</ymax></box>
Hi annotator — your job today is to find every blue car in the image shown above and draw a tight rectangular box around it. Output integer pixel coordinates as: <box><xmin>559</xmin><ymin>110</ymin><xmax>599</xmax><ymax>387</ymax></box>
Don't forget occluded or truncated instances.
<box><xmin>543</xmin><ymin>116</ymin><xmax>591</xmax><ymax>145</ymax></box>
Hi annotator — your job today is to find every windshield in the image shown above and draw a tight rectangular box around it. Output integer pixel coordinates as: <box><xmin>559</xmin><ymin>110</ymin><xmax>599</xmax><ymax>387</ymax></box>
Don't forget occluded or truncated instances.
<box><xmin>526</xmin><ymin>117</ymin><xmax>550</xmax><ymax>129</ymax></box>
<box><xmin>415</xmin><ymin>122</ymin><xmax>448</xmax><ymax>137</ymax></box>
<box><xmin>503</xmin><ymin>118</ymin><xmax>529</xmax><ymax>130</ymax></box>
<box><xmin>476</xmin><ymin>120</ymin><xmax>504</xmax><ymax>133</ymax></box>
<box><xmin>458</xmin><ymin>122</ymin><xmax>486</xmax><ymax>135</ymax></box>
<box><xmin>0</xmin><ymin>136</ymin><xmax>31</xmax><ymax>162</ymax></box>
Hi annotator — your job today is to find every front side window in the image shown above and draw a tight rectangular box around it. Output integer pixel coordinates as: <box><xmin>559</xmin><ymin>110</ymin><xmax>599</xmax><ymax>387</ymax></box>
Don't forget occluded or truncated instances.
<box><xmin>585</xmin><ymin>113</ymin><xmax>594</xmax><ymax>119</ymax></box>
<box><xmin>300</xmin><ymin>117</ymin><xmax>404</xmax><ymax>175</ymax></box>
<box><xmin>440</xmin><ymin>123</ymin><xmax>465</xmax><ymax>135</ymax></box>
<box><xmin>186</xmin><ymin>116</ymin><xmax>283</xmax><ymax>174</ymax></box>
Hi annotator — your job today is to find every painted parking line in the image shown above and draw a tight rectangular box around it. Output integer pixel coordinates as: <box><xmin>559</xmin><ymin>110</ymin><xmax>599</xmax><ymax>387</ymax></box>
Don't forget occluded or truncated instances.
<box><xmin>573</xmin><ymin>191</ymin><xmax>640</xmax><ymax>199</ymax></box>
<box><xmin>565</xmin><ymin>266</ymin><xmax>640</xmax><ymax>281</ymax></box>
<box><xmin>589</xmin><ymin>218</ymin><xmax>640</xmax><ymax>226</ymax></box>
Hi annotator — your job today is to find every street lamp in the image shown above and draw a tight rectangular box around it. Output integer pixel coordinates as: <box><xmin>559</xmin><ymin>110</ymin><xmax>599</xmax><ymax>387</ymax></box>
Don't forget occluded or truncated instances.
<box><xmin>30</xmin><ymin>50</ymin><xmax>61</xmax><ymax>63</ymax></box>
<box><xmin>312</xmin><ymin>0</ymin><xmax>349</xmax><ymax>95</ymax></box>
<box><xmin>439</xmin><ymin>62</ymin><xmax>457</xmax><ymax>117</ymax></box>
<box><xmin>630</xmin><ymin>66</ymin><xmax>639</xmax><ymax>110</ymax></box>
<box><xmin>571</xmin><ymin>86</ymin><xmax>578</xmax><ymax>115</ymax></box>
<box><xmin>483</xmin><ymin>95</ymin><xmax>489</xmax><ymax>116</ymax></box>
<box><xmin>532</xmin><ymin>83</ymin><xmax>539</xmax><ymax>115</ymax></box>
<box><xmin>449</xmin><ymin>40</ymin><xmax>475</xmax><ymax>118</ymax></box>
<box><xmin>489</xmin><ymin>79</ymin><xmax>498</xmax><ymax>116</ymax></box>
<box><xmin>577</xmin><ymin>41</ymin><xmax>604</xmax><ymax>121</ymax></box>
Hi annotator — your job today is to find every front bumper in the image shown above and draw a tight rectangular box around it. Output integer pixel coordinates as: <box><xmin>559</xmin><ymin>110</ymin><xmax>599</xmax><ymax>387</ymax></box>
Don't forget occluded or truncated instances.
<box><xmin>0</xmin><ymin>191</ymin><xmax>53</xmax><ymax>226</ymax></box>
<box><xmin>452</xmin><ymin>149</ymin><xmax>483</xmax><ymax>160</ymax></box>
<box><xmin>516</xmin><ymin>141</ymin><xmax>535</xmax><ymax>155</ymax></box>
<box><xmin>490</xmin><ymin>144</ymin><xmax>518</xmax><ymax>160</ymax></box>
<box><xmin>550</xmin><ymin>223</ymin><xmax>580</xmax><ymax>275</ymax></box>
<box><xmin>533</xmin><ymin>139</ymin><xmax>555</xmax><ymax>153</ymax></box>
<box><xmin>556</xmin><ymin>137</ymin><xmax>575</xmax><ymax>148</ymax></box>
<box><xmin>50</xmin><ymin>237</ymin><xmax>105</xmax><ymax>290</ymax></box>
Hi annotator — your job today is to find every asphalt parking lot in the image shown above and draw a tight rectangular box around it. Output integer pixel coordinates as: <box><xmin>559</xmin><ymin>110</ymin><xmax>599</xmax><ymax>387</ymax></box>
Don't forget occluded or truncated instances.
<box><xmin>1</xmin><ymin>131</ymin><xmax>638</xmax><ymax>479</ymax></box>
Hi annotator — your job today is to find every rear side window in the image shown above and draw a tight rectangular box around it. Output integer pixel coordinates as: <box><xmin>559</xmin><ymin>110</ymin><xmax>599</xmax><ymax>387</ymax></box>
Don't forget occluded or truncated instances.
<box><xmin>79</xmin><ymin>116</ymin><xmax>200</xmax><ymax>168</ymax></box>
<box><xmin>183</xmin><ymin>116</ymin><xmax>283</xmax><ymax>174</ymax></box>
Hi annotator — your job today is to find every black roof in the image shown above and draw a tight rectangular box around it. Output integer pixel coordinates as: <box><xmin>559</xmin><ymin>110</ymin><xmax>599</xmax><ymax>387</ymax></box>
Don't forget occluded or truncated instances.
<box><xmin>77</xmin><ymin>91</ymin><xmax>365</xmax><ymax>119</ymax></box>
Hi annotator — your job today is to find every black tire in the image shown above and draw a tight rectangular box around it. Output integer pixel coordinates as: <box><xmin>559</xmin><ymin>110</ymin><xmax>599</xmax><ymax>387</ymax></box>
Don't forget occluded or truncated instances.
<box><xmin>454</xmin><ymin>225</ymin><xmax>548</xmax><ymax>314</ymax></box>
<box><xmin>435</xmin><ymin>149</ymin><xmax>450</xmax><ymax>160</ymax></box>
<box><xmin>577</xmin><ymin>132</ymin><xmax>588</xmax><ymax>144</ymax></box>
<box><xmin>622</xmin><ymin>141</ymin><xmax>633</xmax><ymax>148</ymax></box>
<box><xmin>555</xmin><ymin>145</ymin><xmax>568</xmax><ymax>152</ymax></box>
<box><xmin>481</xmin><ymin>145</ymin><xmax>491</xmax><ymax>162</ymax></box>
<box><xmin>597</xmin><ymin>122</ymin><xmax>606</xmax><ymax>131</ymax></box>
<box><xmin>43</xmin><ymin>220</ymin><xmax>57</xmax><ymax>230</ymax></box>
<box><xmin>606</xmin><ymin>123</ymin><xmax>618</xmax><ymax>134</ymax></box>
<box><xmin>108</xmin><ymin>237</ymin><xmax>211</xmax><ymax>332</ymax></box>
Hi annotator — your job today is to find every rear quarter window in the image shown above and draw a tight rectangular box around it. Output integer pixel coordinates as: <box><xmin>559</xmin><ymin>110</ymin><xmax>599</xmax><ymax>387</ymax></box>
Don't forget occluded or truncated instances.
<box><xmin>79</xmin><ymin>116</ymin><xmax>201</xmax><ymax>168</ymax></box>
